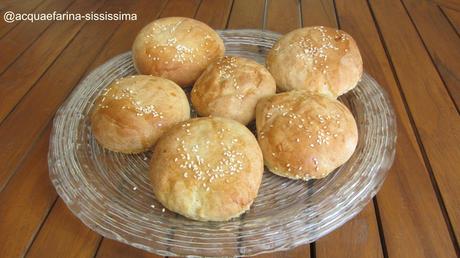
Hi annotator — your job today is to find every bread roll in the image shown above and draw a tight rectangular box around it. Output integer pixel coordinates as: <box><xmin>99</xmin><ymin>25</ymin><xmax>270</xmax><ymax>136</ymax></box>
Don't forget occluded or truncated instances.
<box><xmin>256</xmin><ymin>91</ymin><xmax>358</xmax><ymax>180</ymax></box>
<box><xmin>266</xmin><ymin>26</ymin><xmax>363</xmax><ymax>97</ymax></box>
<box><xmin>91</xmin><ymin>75</ymin><xmax>190</xmax><ymax>153</ymax></box>
<box><xmin>149</xmin><ymin>117</ymin><xmax>264</xmax><ymax>221</ymax></box>
<box><xmin>132</xmin><ymin>17</ymin><xmax>225</xmax><ymax>87</ymax></box>
<box><xmin>191</xmin><ymin>56</ymin><xmax>276</xmax><ymax>125</ymax></box>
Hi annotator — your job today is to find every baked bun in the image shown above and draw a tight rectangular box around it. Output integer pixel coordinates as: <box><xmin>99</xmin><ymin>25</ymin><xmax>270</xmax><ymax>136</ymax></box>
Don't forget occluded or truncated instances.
<box><xmin>90</xmin><ymin>75</ymin><xmax>190</xmax><ymax>153</ymax></box>
<box><xmin>256</xmin><ymin>91</ymin><xmax>358</xmax><ymax>180</ymax></box>
<box><xmin>149</xmin><ymin>117</ymin><xmax>264</xmax><ymax>221</ymax></box>
<box><xmin>132</xmin><ymin>17</ymin><xmax>225</xmax><ymax>87</ymax></box>
<box><xmin>266</xmin><ymin>26</ymin><xmax>363</xmax><ymax>97</ymax></box>
<box><xmin>191</xmin><ymin>56</ymin><xmax>276</xmax><ymax>125</ymax></box>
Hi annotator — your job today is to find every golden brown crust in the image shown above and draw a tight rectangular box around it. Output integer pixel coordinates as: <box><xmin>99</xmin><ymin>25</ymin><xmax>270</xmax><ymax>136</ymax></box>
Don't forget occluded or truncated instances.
<box><xmin>132</xmin><ymin>17</ymin><xmax>225</xmax><ymax>87</ymax></box>
<box><xmin>266</xmin><ymin>26</ymin><xmax>363</xmax><ymax>97</ymax></box>
<box><xmin>256</xmin><ymin>91</ymin><xmax>358</xmax><ymax>180</ymax></box>
<box><xmin>149</xmin><ymin>117</ymin><xmax>264</xmax><ymax>221</ymax></box>
<box><xmin>191</xmin><ymin>56</ymin><xmax>276</xmax><ymax>125</ymax></box>
<box><xmin>90</xmin><ymin>75</ymin><xmax>190</xmax><ymax>153</ymax></box>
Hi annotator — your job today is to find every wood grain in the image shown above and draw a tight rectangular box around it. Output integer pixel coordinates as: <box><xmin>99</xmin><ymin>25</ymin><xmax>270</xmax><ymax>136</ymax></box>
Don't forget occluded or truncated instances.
<box><xmin>0</xmin><ymin>0</ymin><xmax>150</xmax><ymax>257</ymax></box>
<box><xmin>0</xmin><ymin>0</ymin><xmax>458</xmax><ymax>257</ymax></box>
<box><xmin>227</xmin><ymin>0</ymin><xmax>265</xmax><ymax>29</ymax></box>
<box><xmin>0</xmin><ymin>1</ymin><xmax>170</xmax><ymax>258</ymax></box>
<box><xmin>299</xmin><ymin>1</ymin><xmax>383</xmax><ymax>257</ymax></box>
<box><xmin>0</xmin><ymin>0</ymin><xmax>106</xmax><ymax>124</ymax></box>
<box><xmin>96</xmin><ymin>239</ymin><xmax>162</xmax><ymax>258</ymax></box>
<box><xmin>0</xmin><ymin>0</ymin><xmax>132</xmax><ymax>252</ymax></box>
<box><xmin>86</xmin><ymin>0</ymin><xmax>168</xmax><ymax>72</ymax></box>
<box><xmin>0</xmin><ymin>0</ymin><xmax>45</xmax><ymax>38</ymax></box>
<box><xmin>159</xmin><ymin>0</ymin><xmax>201</xmax><ymax>18</ymax></box>
<box><xmin>0</xmin><ymin>126</ymin><xmax>56</xmax><ymax>258</ymax></box>
<box><xmin>337</xmin><ymin>0</ymin><xmax>458</xmax><ymax>257</ymax></box>
<box><xmin>432</xmin><ymin>0</ymin><xmax>460</xmax><ymax>11</ymax></box>
<box><xmin>441</xmin><ymin>7</ymin><xmax>460</xmax><ymax>34</ymax></box>
<box><xmin>0</xmin><ymin>0</ymin><xmax>126</xmax><ymax>192</ymax></box>
<box><xmin>266</xmin><ymin>0</ymin><xmax>301</xmax><ymax>33</ymax></box>
<box><xmin>316</xmin><ymin>204</ymin><xmax>383</xmax><ymax>258</ymax></box>
<box><xmin>255</xmin><ymin>246</ymin><xmax>310</xmax><ymax>258</ymax></box>
<box><xmin>195</xmin><ymin>0</ymin><xmax>233</xmax><ymax>30</ymax></box>
<box><xmin>255</xmin><ymin>1</ymin><xmax>308</xmax><ymax>257</ymax></box>
<box><xmin>300</xmin><ymin>0</ymin><xmax>337</xmax><ymax>27</ymax></box>
<box><xmin>402</xmin><ymin>0</ymin><xmax>460</xmax><ymax>109</ymax></box>
<box><xmin>228</xmin><ymin>1</ymin><xmax>310</xmax><ymax>256</ymax></box>
<box><xmin>369</xmin><ymin>0</ymin><xmax>460</xmax><ymax>243</ymax></box>
<box><xmin>0</xmin><ymin>0</ymin><xmax>73</xmax><ymax>74</ymax></box>
<box><xmin>95</xmin><ymin>0</ymin><xmax>232</xmax><ymax>256</ymax></box>
<box><xmin>25</xmin><ymin>200</ymin><xmax>101</xmax><ymax>258</ymax></box>
<box><xmin>34</xmin><ymin>0</ymin><xmax>206</xmax><ymax>257</ymax></box>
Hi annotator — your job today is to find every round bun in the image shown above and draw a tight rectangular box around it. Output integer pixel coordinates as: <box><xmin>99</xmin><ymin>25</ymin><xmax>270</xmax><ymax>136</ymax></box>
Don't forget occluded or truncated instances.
<box><xmin>149</xmin><ymin>117</ymin><xmax>264</xmax><ymax>221</ymax></box>
<box><xmin>191</xmin><ymin>56</ymin><xmax>276</xmax><ymax>125</ymax></box>
<box><xmin>132</xmin><ymin>17</ymin><xmax>225</xmax><ymax>87</ymax></box>
<box><xmin>256</xmin><ymin>91</ymin><xmax>358</xmax><ymax>180</ymax></box>
<box><xmin>90</xmin><ymin>75</ymin><xmax>190</xmax><ymax>153</ymax></box>
<box><xmin>266</xmin><ymin>26</ymin><xmax>363</xmax><ymax>97</ymax></box>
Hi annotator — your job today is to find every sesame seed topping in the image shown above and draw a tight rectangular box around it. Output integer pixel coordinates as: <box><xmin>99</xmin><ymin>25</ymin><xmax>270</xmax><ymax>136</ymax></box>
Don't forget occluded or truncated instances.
<box><xmin>289</xmin><ymin>27</ymin><xmax>349</xmax><ymax>74</ymax></box>
<box><xmin>173</xmin><ymin>126</ymin><xmax>246</xmax><ymax>189</ymax></box>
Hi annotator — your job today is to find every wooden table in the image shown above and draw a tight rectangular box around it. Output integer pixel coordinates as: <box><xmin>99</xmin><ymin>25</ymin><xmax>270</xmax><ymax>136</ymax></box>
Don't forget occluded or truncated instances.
<box><xmin>0</xmin><ymin>0</ymin><xmax>459</xmax><ymax>257</ymax></box>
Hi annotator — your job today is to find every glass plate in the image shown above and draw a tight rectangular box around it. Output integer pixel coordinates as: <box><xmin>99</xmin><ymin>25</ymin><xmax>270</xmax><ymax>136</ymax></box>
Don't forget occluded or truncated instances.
<box><xmin>49</xmin><ymin>29</ymin><xmax>397</xmax><ymax>257</ymax></box>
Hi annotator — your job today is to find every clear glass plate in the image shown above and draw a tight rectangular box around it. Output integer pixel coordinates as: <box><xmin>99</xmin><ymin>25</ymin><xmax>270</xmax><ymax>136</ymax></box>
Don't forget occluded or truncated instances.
<box><xmin>49</xmin><ymin>29</ymin><xmax>397</xmax><ymax>257</ymax></box>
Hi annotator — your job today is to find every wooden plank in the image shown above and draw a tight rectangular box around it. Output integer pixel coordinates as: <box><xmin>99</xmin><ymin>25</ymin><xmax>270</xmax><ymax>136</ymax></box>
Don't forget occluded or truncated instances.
<box><xmin>299</xmin><ymin>1</ymin><xmax>384</xmax><ymax>257</ymax></box>
<box><xmin>369</xmin><ymin>0</ymin><xmax>460</xmax><ymax>243</ymax></box>
<box><xmin>228</xmin><ymin>2</ymin><xmax>306</xmax><ymax>256</ymax></box>
<box><xmin>96</xmin><ymin>239</ymin><xmax>162</xmax><ymax>258</ymax></box>
<box><xmin>0</xmin><ymin>126</ymin><xmax>56</xmax><ymax>258</ymax></box>
<box><xmin>432</xmin><ymin>0</ymin><xmax>460</xmax><ymax>11</ymax></box>
<box><xmin>266</xmin><ymin>0</ymin><xmax>301</xmax><ymax>34</ymax></box>
<box><xmin>96</xmin><ymin>0</ymin><xmax>238</xmax><ymax>257</ymax></box>
<box><xmin>0</xmin><ymin>1</ymin><xmax>169</xmax><ymax>258</ymax></box>
<box><xmin>227</xmin><ymin>0</ymin><xmax>265</xmax><ymax>29</ymax></box>
<box><xmin>0</xmin><ymin>0</ymin><xmax>73</xmax><ymax>74</ymax></box>
<box><xmin>0</xmin><ymin>0</ymin><xmax>105</xmax><ymax>124</ymax></box>
<box><xmin>316</xmin><ymin>204</ymin><xmax>383</xmax><ymax>258</ymax></box>
<box><xmin>159</xmin><ymin>0</ymin><xmax>200</xmax><ymax>18</ymax></box>
<box><xmin>25</xmin><ymin>200</ymin><xmax>101</xmax><ymax>258</ymax></box>
<box><xmin>0</xmin><ymin>0</ymin><xmax>127</xmax><ymax>192</ymax></box>
<box><xmin>0</xmin><ymin>0</ymin><xmax>45</xmax><ymax>38</ymax></box>
<box><xmin>402</xmin><ymin>0</ymin><xmax>460</xmax><ymax>109</ymax></box>
<box><xmin>87</xmin><ymin>0</ymin><xmax>200</xmax><ymax>73</ymax></box>
<box><xmin>441</xmin><ymin>7</ymin><xmax>460</xmax><ymax>34</ymax></box>
<box><xmin>195</xmin><ymin>0</ymin><xmax>233</xmax><ymax>30</ymax></box>
<box><xmin>301</xmin><ymin>0</ymin><xmax>337</xmax><ymax>27</ymax></box>
<box><xmin>255</xmin><ymin>246</ymin><xmax>310</xmax><ymax>258</ymax></box>
<box><xmin>336</xmin><ymin>0</ymin><xmax>458</xmax><ymax>257</ymax></box>
<box><xmin>86</xmin><ymin>0</ymin><xmax>168</xmax><ymax>72</ymax></box>
<box><xmin>254</xmin><ymin>1</ymin><xmax>310</xmax><ymax>257</ymax></box>
<box><xmin>36</xmin><ymin>1</ymin><xmax>201</xmax><ymax>257</ymax></box>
